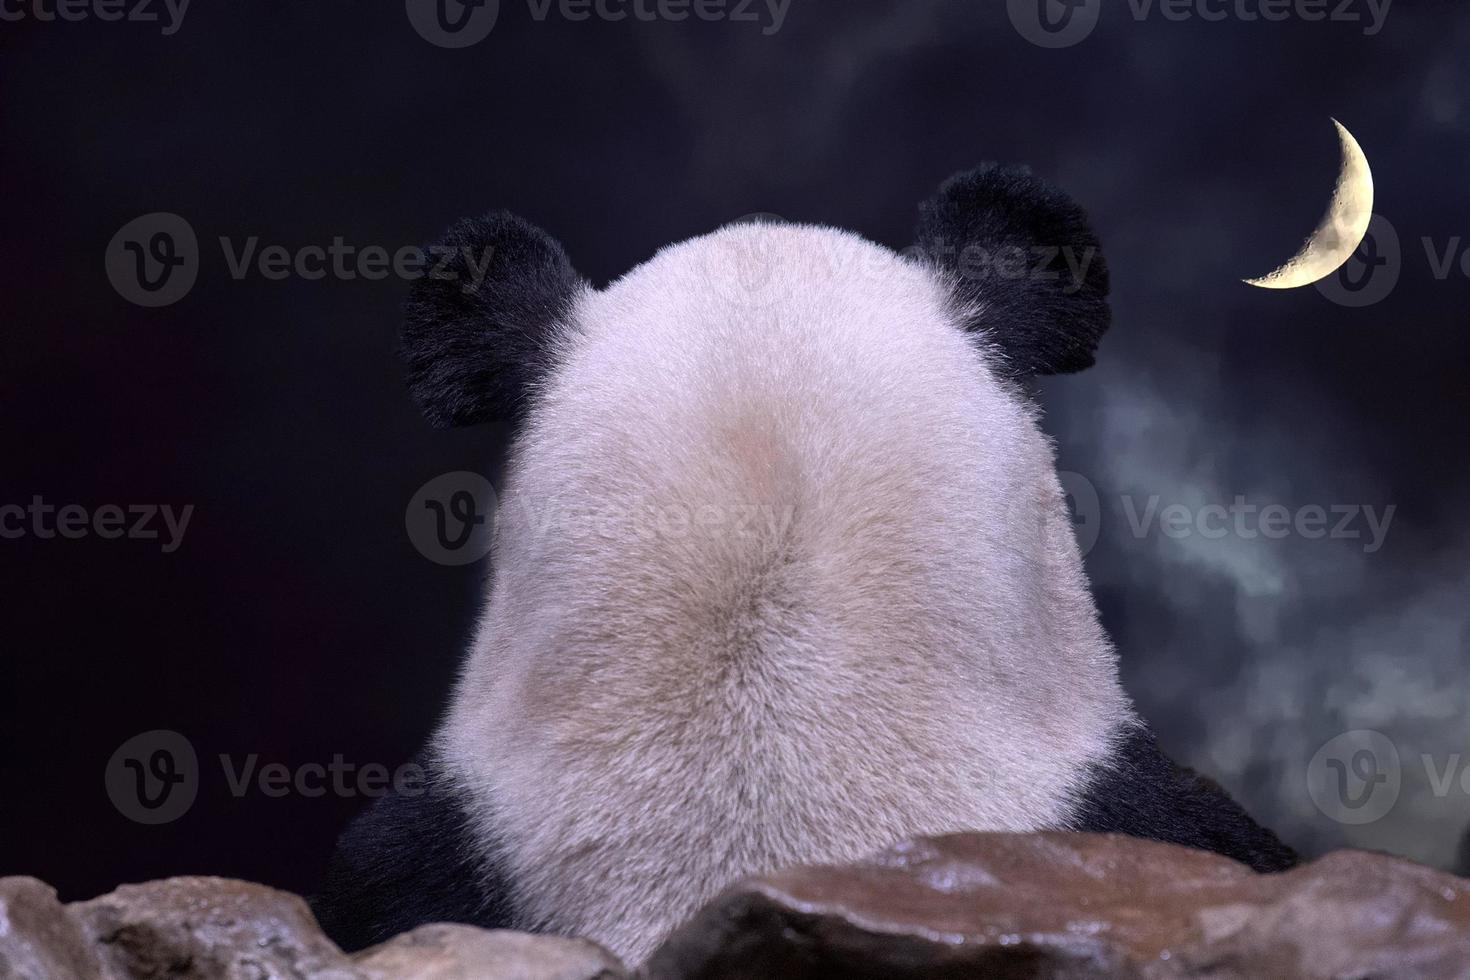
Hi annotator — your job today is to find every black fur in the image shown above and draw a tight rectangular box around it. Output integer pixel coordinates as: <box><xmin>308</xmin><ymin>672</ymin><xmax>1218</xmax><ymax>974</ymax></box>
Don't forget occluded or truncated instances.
<box><xmin>1072</xmin><ymin>726</ymin><xmax>1298</xmax><ymax>873</ymax></box>
<box><xmin>311</xmin><ymin>757</ymin><xmax>514</xmax><ymax>952</ymax></box>
<box><xmin>402</xmin><ymin>211</ymin><xmax>584</xmax><ymax>428</ymax></box>
<box><xmin>914</xmin><ymin>164</ymin><xmax>1111</xmax><ymax>379</ymax></box>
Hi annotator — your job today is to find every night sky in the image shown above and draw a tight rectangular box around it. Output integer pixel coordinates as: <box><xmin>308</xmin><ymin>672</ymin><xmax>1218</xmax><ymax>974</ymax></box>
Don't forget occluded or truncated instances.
<box><xmin>2</xmin><ymin>0</ymin><xmax>1468</xmax><ymax>901</ymax></box>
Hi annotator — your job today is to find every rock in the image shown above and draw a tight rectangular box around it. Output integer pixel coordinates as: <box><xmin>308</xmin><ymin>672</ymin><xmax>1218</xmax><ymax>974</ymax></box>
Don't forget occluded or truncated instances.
<box><xmin>12</xmin><ymin>836</ymin><xmax>1470</xmax><ymax>979</ymax></box>
<box><xmin>354</xmin><ymin>923</ymin><xmax>625</xmax><ymax>980</ymax></box>
<box><xmin>3</xmin><ymin>874</ymin><xmax>627</xmax><ymax>980</ymax></box>
<box><xmin>0</xmin><ymin>877</ymin><xmax>107</xmax><ymax>980</ymax></box>
<box><xmin>68</xmin><ymin>876</ymin><xmax>359</xmax><ymax>979</ymax></box>
<box><xmin>642</xmin><ymin>831</ymin><xmax>1470</xmax><ymax>980</ymax></box>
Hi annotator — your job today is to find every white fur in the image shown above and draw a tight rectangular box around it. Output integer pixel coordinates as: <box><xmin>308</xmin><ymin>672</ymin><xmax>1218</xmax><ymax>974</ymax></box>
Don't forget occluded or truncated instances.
<box><xmin>437</xmin><ymin>223</ymin><xmax>1135</xmax><ymax>964</ymax></box>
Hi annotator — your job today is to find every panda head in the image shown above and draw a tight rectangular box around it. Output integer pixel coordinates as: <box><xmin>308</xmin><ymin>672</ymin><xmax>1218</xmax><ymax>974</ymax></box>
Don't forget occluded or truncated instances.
<box><xmin>402</xmin><ymin>163</ymin><xmax>1110</xmax><ymax>431</ymax></box>
<box><xmin>407</xmin><ymin>165</ymin><xmax>1127</xmax><ymax>964</ymax></box>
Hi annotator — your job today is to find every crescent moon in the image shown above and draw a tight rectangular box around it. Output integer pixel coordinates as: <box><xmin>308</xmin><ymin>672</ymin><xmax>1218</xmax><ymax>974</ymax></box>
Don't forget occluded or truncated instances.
<box><xmin>1245</xmin><ymin>119</ymin><xmax>1374</xmax><ymax>289</ymax></box>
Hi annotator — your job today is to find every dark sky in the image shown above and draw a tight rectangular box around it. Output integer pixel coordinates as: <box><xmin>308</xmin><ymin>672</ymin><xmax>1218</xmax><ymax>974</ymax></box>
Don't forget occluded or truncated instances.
<box><xmin>2</xmin><ymin>0</ymin><xmax>1468</xmax><ymax>900</ymax></box>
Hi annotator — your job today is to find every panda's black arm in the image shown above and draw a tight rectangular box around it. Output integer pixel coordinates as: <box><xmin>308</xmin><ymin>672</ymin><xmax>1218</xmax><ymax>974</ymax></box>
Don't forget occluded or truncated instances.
<box><xmin>310</xmin><ymin>755</ymin><xmax>516</xmax><ymax>952</ymax></box>
<box><xmin>1070</xmin><ymin>725</ymin><xmax>1299</xmax><ymax>873</ymax></box>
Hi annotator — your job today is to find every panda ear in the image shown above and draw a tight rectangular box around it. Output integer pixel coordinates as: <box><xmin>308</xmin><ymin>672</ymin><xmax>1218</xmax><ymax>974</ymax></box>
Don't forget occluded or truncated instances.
<box><xmin>913</xmin><ymin>164</ymin><xmax>1111</xmax><ymax>379</ymax></box>
<box><xmin>402</xmin><ymin>211</ymin><xmax>586</xmax><ymax>428</ymax></box>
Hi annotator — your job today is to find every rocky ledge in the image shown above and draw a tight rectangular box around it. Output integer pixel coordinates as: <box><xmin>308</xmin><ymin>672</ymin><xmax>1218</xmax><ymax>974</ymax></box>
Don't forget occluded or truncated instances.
<box><xmin>4</xmin><ymin>832</ymin><xmax>1469</xmax><ymax>979</ymax></box>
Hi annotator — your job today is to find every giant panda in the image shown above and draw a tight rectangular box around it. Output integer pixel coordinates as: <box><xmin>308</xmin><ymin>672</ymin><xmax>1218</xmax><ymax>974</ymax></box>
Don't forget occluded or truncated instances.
<box><xmin>313</xmin><ymin>164</ymin><xmax>1296</xmax><ymax>965</ymax></box>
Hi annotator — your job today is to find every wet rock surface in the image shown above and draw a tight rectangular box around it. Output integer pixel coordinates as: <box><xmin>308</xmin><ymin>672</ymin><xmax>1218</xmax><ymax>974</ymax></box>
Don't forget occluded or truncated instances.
<box><xmin>0</xmin><ymin>876</ymin><xmax>626</xmax><ymax>979</ymax></box>
<box><xmin>643</xmin><ymin>831</ymin><xmax>1470</xmax><ymax>980</ymax></box>
<box><xmin>6</xmin><ymin>832</ymin><xmax>1470</xmax><ymax>978</ymax></box>
<box><xmin>0</xmin><ymin>877</ymin><xmax>106</xmax><ymax>980</ymax></box>
<box><xmin>69</xmin><ymin>877</ymin><xmax>358</xmax><ymax>979</ymax></box>
<box><xmin>354</xmin><ymin>923</ymin><xmax>625</xmax><ymax>979</ymax></box>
